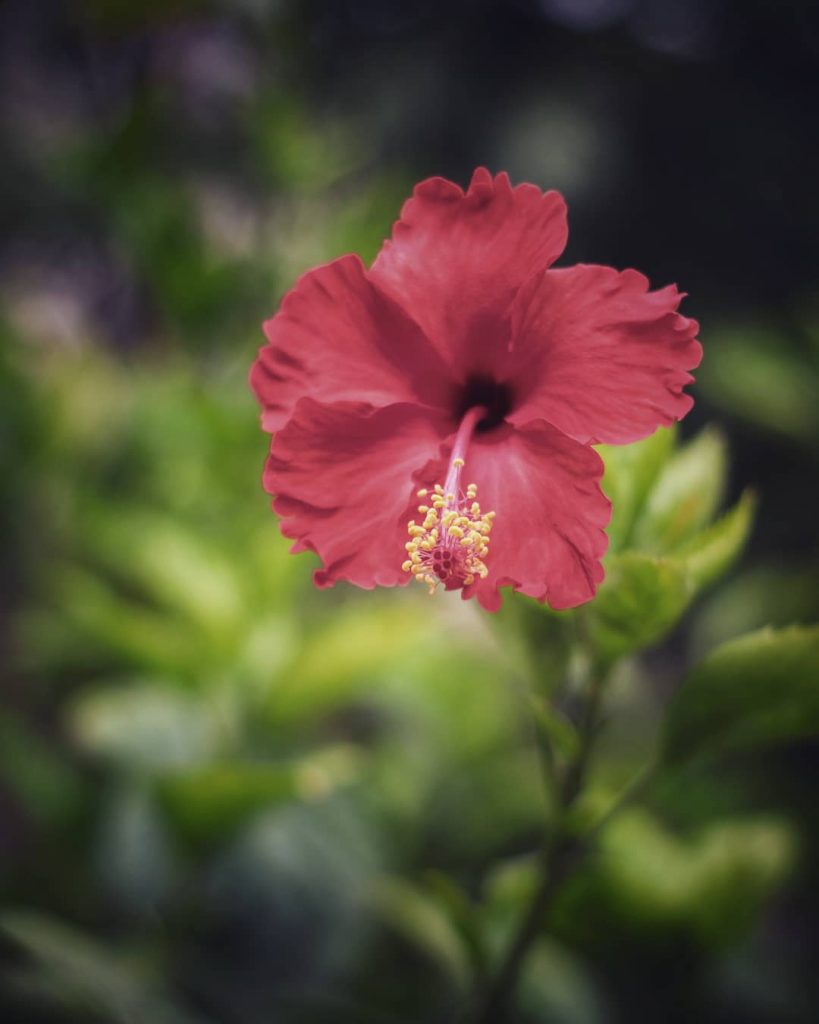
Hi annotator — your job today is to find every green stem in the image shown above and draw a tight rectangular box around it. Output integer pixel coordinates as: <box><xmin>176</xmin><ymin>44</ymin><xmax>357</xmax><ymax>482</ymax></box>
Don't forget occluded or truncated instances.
<box><xmin>472</xmin><ymin>669</ymin><xmax>607</xmax><ymax>1024</ymax></box>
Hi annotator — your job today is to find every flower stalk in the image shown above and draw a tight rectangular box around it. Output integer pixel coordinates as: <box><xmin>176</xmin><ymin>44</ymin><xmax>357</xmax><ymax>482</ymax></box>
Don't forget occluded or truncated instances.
<box><xmin>472</xmin><ymin>666</ymin><xmax>609</xmax><ymax>1024</ymax></box>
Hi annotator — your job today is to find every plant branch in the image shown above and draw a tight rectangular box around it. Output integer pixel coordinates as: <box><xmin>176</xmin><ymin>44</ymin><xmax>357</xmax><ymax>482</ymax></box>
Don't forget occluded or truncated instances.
<box><xmin>471</xmin><ymin>668</ymin><xmax>609</xmax><ymax>1024</ymax></box>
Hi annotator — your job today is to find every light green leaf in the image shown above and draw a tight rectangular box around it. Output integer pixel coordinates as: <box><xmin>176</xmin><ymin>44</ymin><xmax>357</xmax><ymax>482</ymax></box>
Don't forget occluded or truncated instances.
<box><xmin>600</xmin><ymin>810</ymin><xmax>794</xmax><ymax>945</ymax></box>
<box><xmin>521</xmin><ymin>939</ymin><xmax>607</xmax><ymax>1024</ymax></box>
<box><xmin>632</xmin><ymin>428</ymin><xmax>727</xmax><ymax>553</ymax></box>
<box><xmin>663</xmin><ymin>625</ymin><xmax>819</xmax><ymax>765</ymax></box>
<box><xmin>79</xmin><ymin>508</ymin><xmax>244</xmax><ymax>634</ymax></box>
<box><xmin>586</xmin><ymin>553</ymin><xmax>691</xmax><ymax>661</ymax></box>
<box><xmin>598</xmin><ymin>426</ymin><xmax>676</xmax><ymax>552</ymax></box>
<box><xmin>270</xmin><ymin>602</ymin><xmax>431</xmax><ymax>725</ymax></box>
<box><xmin>480</xmin><ymin>854</ymin><xmax>538</xmax><ymax>926</ymax></box>
<box><xmin>585</xmin><ymin>491</ymin><xmax>755</xmax><ymax>662</ymax></box>
<box><xmin>68</xmin><ymin>682</ymin><xmax>218</xmax><ymax>772</ymax></box>
<box><xmin>38</xmin><ymin>563</ymin><xmax>205</xmax><ymax>678</ymax></box>
<box><xmin>674</xmin><ymin>490</ymin><xmax>755</xmax><ymax>590</ymax></box>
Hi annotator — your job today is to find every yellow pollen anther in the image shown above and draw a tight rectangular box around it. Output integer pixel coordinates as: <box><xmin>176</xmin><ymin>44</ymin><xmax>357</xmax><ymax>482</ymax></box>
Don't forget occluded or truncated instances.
<box><xmin>403</xmin><ymin>405</ymin><xmax>495</xmax><ymax>596</ymax></box>
<box><xmin>402</xmin><ymin>476</ymin><xmax>495</xmax><ymax>595</ymax></box>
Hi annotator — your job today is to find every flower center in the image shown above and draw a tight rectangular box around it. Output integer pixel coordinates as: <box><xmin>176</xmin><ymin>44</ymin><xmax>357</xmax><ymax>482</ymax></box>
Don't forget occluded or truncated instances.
<box><xmin>402</xmin><ymin>406</ymin><xmax>495</xmax><ymax>595</ymax></box>
<box><xmin>455</xmin><ymin>374</ymin><xmax>514</xmax><ymax>432</ymax></box>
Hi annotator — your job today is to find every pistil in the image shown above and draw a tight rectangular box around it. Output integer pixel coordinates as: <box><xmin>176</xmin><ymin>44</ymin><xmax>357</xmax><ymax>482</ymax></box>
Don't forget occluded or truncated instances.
<box><xmin>402</xmin><ymin>406</ymin><xmax>495</xmax><ymax>594</ymax></box>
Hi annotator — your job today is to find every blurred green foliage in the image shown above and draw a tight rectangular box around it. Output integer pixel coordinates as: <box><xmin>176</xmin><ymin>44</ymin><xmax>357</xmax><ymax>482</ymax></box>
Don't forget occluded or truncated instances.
<box><xmin>2</xmin><ymin>328</ymin><xmax>816</xmax><ymax>1023</ymax></box>
<box><xmin>699</xmin><ymin>322</ymin><xmax>819</xmax><ymax>447</ymax></box>
<box><xmin>589</xmin><ymin>427</ymin><xmax>754</xmax><ymax>662</ymax></box>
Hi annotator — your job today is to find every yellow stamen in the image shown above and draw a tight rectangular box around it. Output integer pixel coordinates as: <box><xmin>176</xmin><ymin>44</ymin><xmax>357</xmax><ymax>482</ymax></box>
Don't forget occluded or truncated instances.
<box><xmin>402</xmin><ymin>479</ymin><xmax>494</xmax><ymax>595</ymax></box>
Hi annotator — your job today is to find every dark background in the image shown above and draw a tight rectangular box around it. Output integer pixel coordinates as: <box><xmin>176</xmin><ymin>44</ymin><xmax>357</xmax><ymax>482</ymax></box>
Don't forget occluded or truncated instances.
<box><xmin>3</xmin><ymin>0</ymin><xmax>819</xmax><ymax>553</ymax></box>
<box><xmin>1</xmin><ymin>2</ymin><xmax>818</xmax><ymax>1022</ymax></box>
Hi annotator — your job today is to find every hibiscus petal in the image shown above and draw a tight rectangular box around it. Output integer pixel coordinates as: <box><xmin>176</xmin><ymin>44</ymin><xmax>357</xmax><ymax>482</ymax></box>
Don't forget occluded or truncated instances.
<box><xmin>250</xmin><ymin>254</ymin><xmax>451</xmax><ymax>433</ymax></box>
<box><xmin>264</xmin><ymin>400</ymin><xmax>452</xmax><ymax>589</ymax></box>
<box><xmin>370</xmin><ymin>168</ymin><xmax>568</xmax><ymax>376</ymax></box>
<box><xmin>462</xmin><ymin>420</ymin><xmax>610</xmax><ymax>611</ymax></box>
<box><xmin>507</xmin><ymin>264</ymin><xmax>702</xmax><ymax>445</ymax></box>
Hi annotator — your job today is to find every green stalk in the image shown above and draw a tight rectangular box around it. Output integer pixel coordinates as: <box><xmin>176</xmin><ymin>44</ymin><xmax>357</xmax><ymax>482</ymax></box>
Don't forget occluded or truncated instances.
<box><xmin>472</xmin><ymin>670</ymin><xmax>607</xmax><ymax>1024</ymax></box>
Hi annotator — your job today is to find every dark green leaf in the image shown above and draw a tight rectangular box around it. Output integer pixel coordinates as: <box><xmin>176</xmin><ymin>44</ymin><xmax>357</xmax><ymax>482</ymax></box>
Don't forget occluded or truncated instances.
<box><xmin>370</xmin><ymin>877</ymin><xmax>471</xmax><ymax>989</ymax></box>
<box><xmin>0</xmin><ymin>911</ymin><xmax>204</xmax><ymax>1024</ymax></box>
<box><xmin>699</xmin><ymin>324</ymin><xmax>819</xmax><ymax>444</ymax></box>
<box><xmin>156</xmin><ymin>763</ymin><xmax>300</xmax><ymax>846</ymax></box>
<box><xmin>663</xmin><ymin>626</ymin><xmax>819</xmax><ymax>765</ymax></box>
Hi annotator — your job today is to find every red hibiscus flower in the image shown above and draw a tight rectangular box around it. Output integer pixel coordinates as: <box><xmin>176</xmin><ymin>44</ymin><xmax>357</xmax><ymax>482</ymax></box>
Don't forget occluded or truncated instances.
<box><xmin>251</xmin><ymin>168</ymin><xmax>701</xmax><ymax>612</ymax></box>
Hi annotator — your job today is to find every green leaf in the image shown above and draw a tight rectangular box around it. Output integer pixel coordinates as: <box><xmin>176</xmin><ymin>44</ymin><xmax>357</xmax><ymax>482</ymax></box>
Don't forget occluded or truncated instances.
<box><xmin>68</xmin><ymin>682</ymin><xmax>218</xmax><ymax>772</ymax></box>
<box><xmin>0</xmin><ymin>911</ymin><xmax>202</xmax><ymax>1024</ymax></box>
<box><xmin>673</xmin><ymin>490</ymin><xmax>755</xmax><ymax>591</ymax></box>
<box><xmin>0</xmin><ymin>712</ymin><xmax>86</xmax><ymax>827</ymax></box>
<box><xmin>270</xmin><ymin>603</ymin><xmax>432</xmax><ymax>725</ymax></box>
<box><xmin>480</xmin><ymin>854</ymin><xmax>538</xmax><ymax>931</ymax></box>
<box><xmin>520</xmin><ymin>939</ymin><xmax>607</xmax><ymax>1024</ymax></box>
<box><xmin>79</xmin><ymin>509</ymin><xmax>244</xmax><ymax>634</ymax></box>
<box><xmin>693</xmin><ymin>565</ymin><xmax>819</xmax><ymax>654</ymax></box>
<box><xmin>598</xmin><ymin>810</ymin><xmax>794</xmax><ymax>945</ymax></box>
<box><xmin>371</xmin><ymin>878</ymin><xmax>471</xmax><ymax>989</ymax></box>
<box><xmin>31</xmin><ymin>563</ymin><xmax>206</xmax><ymax>678</ymax></box>
<box><xmin>584</xmin><ymin>492</ymin><xmax>756</xmax><ymax>662</ymax></box>
<box><xmin>156</xmin><ymin>746</ymin><xmax>360</xmax><ymax>847</ymax></box>
<box><xmin>586</xmin><ymin>553</ymin><xmax>691</xmax><ymax>661</ymax></box>
<box><xmin>699</xmin><ymin>324</ymin><xmax>819</xmax><ymax>444</ymax></box>
<box><xmin>423</xmin><ymin>870</ymin><xmax>488</xmax><ymax>978</ymax></box>
<box><xmin>662</xmin><ymin>626</ymin><xmax>819</xmax><ymax>765</ymax></box>
<box><xmin>598</xmin><ymin>426</ymin><xmax>676</xmax><ymax>552</ymax></box>
<box><xmin>632</xmin><ymin>428</ymin><xmax>727</xmax><ymax>553</ymax></box>
<box><xmin>156</xmin><ymin>763</ymin><xmax>300</xmax><ymax>847</ymax></box>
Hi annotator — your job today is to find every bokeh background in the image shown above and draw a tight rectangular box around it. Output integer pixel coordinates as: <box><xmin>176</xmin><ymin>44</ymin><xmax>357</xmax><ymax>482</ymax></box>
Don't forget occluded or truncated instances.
<box><xmin>1</xmin><ymin>1</ymin><xmax>818</xmax><ymax>1022</ymax></box>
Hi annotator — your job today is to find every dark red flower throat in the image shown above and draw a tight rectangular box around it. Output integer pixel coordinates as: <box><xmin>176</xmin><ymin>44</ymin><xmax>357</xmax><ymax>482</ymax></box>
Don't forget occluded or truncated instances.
<box><xmin>454</xmin><ymin>375</ymin><xmax>514</xmax><ymax>433</ymax></box>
